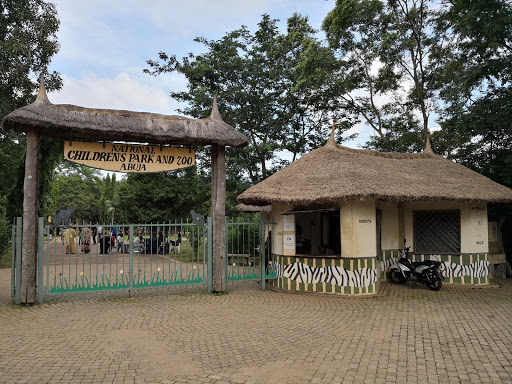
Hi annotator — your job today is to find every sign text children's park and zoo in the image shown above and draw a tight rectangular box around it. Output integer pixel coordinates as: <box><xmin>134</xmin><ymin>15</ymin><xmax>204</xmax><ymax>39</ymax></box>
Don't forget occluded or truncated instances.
<box><xmin>64</xmin><ymin>142</ymin><xmax>195</xmax><ymax>172</ymax></box>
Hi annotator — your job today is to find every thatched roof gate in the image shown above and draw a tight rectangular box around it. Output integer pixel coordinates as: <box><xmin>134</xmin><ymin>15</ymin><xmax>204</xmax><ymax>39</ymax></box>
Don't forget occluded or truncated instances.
<box><xmin>2</xmin><ymin>79</ymin><xmax>248</xmax><ymax>303</ymax></box>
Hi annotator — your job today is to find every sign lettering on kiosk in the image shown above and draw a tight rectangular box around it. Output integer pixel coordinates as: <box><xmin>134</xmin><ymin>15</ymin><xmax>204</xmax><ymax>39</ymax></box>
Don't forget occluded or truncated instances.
<box><xmin>64</xmin><ymin>142</ymin><xmax>195</xmax><ymax>173</ymax></box>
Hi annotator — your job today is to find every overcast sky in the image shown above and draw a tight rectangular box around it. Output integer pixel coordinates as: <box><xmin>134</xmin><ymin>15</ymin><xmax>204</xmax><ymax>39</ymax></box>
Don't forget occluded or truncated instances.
<box><xmin>46</xmin><ymin>0</ymin><xmax>378</xmax><ymax>148</ymax></box>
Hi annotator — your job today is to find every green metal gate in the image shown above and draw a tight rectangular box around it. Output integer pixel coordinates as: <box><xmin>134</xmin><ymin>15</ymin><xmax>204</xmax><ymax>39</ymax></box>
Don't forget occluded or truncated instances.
<box><xmin>225</xmin><ymin>216</ymin><xmax>276</xmax><ymax>289</ymax></box>
<box><xmin>11</xmin><ymin>216</ymin><xmax>275</xmax><ymax>303</ymax></box>
<box><xmin>41</xmin><ymin>220</ymin><xmax>209</xmax><ymax>297</ymax></box>
<box><xmin>11</xmin><ymin>218</ymin><xmax>22</xmax><ymax>304</ymax></box>
<box><xmin>10</xmin><ymin>217</ymin><xmax>45</xmax><ymax>304</ymax></box>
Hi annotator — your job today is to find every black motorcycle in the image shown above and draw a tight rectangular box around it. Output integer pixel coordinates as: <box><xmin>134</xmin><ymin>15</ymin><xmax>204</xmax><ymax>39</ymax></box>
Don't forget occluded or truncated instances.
<box><xmin>388</xmin><ymin>240</ymin><xmax>445</xmax><ymax>291</ymax></box>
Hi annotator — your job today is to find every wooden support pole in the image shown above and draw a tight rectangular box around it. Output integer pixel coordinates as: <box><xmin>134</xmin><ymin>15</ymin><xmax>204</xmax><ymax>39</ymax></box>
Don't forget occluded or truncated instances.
<box><xmin>21</xmin><ymin>128</ymin><xmax>40</xmax><ymax>304</ymax></box>
<box><xmin>211</xmin><ymin>144</ymin><xmax>226</xmax><ymax>293</ymax></box>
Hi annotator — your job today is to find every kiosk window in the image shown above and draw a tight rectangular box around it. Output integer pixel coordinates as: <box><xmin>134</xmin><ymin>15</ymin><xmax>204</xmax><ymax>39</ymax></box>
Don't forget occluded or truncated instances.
<box><xmin>413</xmin><ymin>210</ymin><xmax>460</xmax><ymax>254</ymax></box>
<box><xmin>293</xmin><ymin>210</ymin><xmax>340</xmax><ymax>255</ymax></box>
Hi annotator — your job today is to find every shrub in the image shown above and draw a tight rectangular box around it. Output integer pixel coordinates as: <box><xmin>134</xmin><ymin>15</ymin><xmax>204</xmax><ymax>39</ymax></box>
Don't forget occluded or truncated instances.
<box><xmin>0</xmin><ymin>218</ymin><xmax>12</xmax><ymax>266</ymax></box>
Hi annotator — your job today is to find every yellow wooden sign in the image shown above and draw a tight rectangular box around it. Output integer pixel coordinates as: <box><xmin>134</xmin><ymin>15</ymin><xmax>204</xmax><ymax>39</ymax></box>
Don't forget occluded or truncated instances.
<box><xmin>64</xmin><ymin>142</ymin><xmax>195</xmax><ymax>173</ymax></box>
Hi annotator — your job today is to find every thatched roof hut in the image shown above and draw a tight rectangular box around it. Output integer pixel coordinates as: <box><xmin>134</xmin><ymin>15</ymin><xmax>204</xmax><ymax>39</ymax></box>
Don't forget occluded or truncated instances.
<box><xmin>238</xmin><ymin>131</ymin><xmax>512</xmax><ymax>206</ymax></box>
<box><xmin>1</xmin><ymin>81</ymin><xmax>248</xmax><ymax>148</ymax></box>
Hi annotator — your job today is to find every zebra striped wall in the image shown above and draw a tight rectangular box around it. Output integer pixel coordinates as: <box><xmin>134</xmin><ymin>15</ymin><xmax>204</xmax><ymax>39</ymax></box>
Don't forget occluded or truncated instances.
<box><xmin>273</xmin><ymin>255</ymin><xmax>379</xmax><ymax>295</ymax></box>
<box><xmin>380</xmin><ymin>251</ymin><xmax>489</xmax><ymax>285</ymax></box>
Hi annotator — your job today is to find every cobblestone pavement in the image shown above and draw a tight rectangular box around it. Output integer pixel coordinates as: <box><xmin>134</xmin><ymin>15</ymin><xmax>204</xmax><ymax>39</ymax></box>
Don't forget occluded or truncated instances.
<box><xmin>0</xmin><ymin>268</ymin><xmax>511</xmax><ymax>384</ymax></box>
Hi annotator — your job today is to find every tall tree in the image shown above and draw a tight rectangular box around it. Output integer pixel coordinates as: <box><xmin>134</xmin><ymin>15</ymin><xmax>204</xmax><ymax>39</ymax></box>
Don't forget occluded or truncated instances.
<box><xmin>0</xmin><ymin>0</ymin><xmax>63</xmax><ymax>219</ymax></box>
<box><xmin>99</xmin><ymin>173</ymin><xmax>118</xmax><ymax>224</ymax></box>
<box><xmin>0</xmin><ymin>0</ymin><xmax>62</xmax><ymax>118</ymax></box>
<box><xmin>385</xmin><ymin>0</ymin><xmax>441</xmax><ymax>138</ymax></box>
<box><xmin>0</xmin><ymin>132</ymin><xmax>23</xmax><ymax>215</ymax></box>
<box><xmin>322</xmin><ymin>0</ymin><xmax>408</xmax><ymax>146</ymax></box>
<box><xmin>434</xmin><ymin>0</ymin><xmax>512</xmax><ymax>184</ymax></box>
<box><xmin>51</xmin><ymin>164</ymin><xmax>103</xmax><ymax>223</ymax></box>
<box><xmin>116</xmin><ymin>168</ymin><xmax>210</xmax><ymax>223</ymax></box>
<box><xmin>321</xmin><ymin>0</ymin><xmax>445</xmax><ymax>152</ymax></box>
<box><xmin>145</xmin><ymin>14</ymin><xmax>350</xmax><ymax>183</ymax></box>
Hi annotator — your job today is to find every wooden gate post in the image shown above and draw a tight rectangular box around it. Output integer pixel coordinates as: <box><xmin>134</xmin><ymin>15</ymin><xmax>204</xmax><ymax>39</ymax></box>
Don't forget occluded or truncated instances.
<box><xmin>211</xmin><ymin>143</ymin><xmax>226</xmax><ymax>292</ymax></box>
<box><xmin>21</xmin><ymin>127</ymin><xmax>40</xmax><ymax>304</ymax></box>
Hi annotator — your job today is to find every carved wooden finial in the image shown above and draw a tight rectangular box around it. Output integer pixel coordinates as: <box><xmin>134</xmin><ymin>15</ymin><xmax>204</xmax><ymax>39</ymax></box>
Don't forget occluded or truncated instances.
<box><xmin>35</xmin><ymin>73</ymin><xmax>50</xmax><ymax>104</ymax></box>
<box><xmin>209</xmin><ymin>90</ymin><xmax>224</xmax><ymax>122</ymax></box>
<box><xmin>424</xmin><ymin>130</ymin><xmax>433</xmax><ymax>153</ymax></box>
<box><xmin>326</xmin><ymin>119</ymin><xmax>337</xmax><ymax>147</ymax></box>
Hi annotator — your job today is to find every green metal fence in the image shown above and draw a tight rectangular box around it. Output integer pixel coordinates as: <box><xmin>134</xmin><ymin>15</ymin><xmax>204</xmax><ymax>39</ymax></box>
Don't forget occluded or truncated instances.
<box><xmin>263</xmin><ymin>217</ymin><xmax>277</xmax><ymax>286</ymax></box>
<box><xmin>225</xmin><ymin>216</ymin><xmax>276</xmax><ymax>289</ymax></box>
<box><xmin>42</xmin><ymin>220</ymin><xmax>209</xmax><ymax>296</ymax></box>
<box><xmin>11</xmin><ymin>215</ymin><xmax>275</xmax><ymax>303</ymax></box>
<box><xmin>226</xmin><ymin>217</ymin><xmax>261</xmax><ymax>282</ymax></box>
<box><xmin>11</xmin><ymin>218</ymin><xmax>22</xmax><ymax>304</ymax></box>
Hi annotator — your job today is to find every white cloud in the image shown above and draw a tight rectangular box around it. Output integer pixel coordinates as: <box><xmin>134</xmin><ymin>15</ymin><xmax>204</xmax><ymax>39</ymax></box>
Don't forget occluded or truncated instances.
<box><xmin>144</xmin><ymin>0</ymin><xmax>291</xmax><ymax>39</ymax></box>
<box><xmin>48</xmin><ymin>72</ymin><xmax>183</xmax><ymax>114</ymax></box>
<box><xmin>48</xmin><ymin>0</ymin><xmax>335</xmax><ymax>115</ymax></box>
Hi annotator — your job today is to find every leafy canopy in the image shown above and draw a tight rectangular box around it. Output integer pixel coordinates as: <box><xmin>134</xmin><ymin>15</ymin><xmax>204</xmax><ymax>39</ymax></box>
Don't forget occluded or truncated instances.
<box><xmin>0</xmin><ymin>0</ymin><xmax>63</xmax><ymax>219</ymax></box>
<box><xmin>145</xmin><ymin>13</ymin><xmax>352</xmax><ymax>183</ymax></box>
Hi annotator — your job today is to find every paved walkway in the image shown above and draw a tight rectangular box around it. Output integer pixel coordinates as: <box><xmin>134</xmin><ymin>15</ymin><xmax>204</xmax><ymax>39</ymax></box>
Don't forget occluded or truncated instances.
<box><xmin>0</xmin><ymin>268</ymin><xmax>511</xmax><ymax>384</ymax></box>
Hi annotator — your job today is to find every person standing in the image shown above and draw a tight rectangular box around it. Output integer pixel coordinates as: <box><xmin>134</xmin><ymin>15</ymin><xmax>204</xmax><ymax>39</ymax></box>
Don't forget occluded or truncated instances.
<box><xmin>97</xmin><ymin>225</ymin><xmax>103</xmax><ymax>243</ymax></box>
<box><xmin>117</xmin><ymin>231</ymin><xmax>124</xmax><ymax>253</ymax></box>
<box><xmin>82</xmin><ymin>227</ymin><xmax>91</xmax><ymax>253</ymax></box>
<box><xmin>133</xmin><ymin>231</ymin><xmax>145</xmax><ymax>253</ymax></box>
<box><xmin>91</xmin><ymin>226</ymin><xmax>97</xmax><ymax>244</ymax></box>
<box><xmin>65</xmin><ymin>226</ymin><xmax>76</xmax><ymax>254</ymax></box>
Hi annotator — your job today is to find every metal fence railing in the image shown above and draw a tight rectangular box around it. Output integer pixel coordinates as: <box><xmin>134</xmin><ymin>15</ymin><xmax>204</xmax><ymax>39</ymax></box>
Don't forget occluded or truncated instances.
<box><xmin>11</xmin><ymin>216</ymin><xmax>275</xmax><ymax>303</ymax></box>
<box><xmin>225</xmin><ymin>216</ymin><xmax>276</xmax><ymax>289</ymax></box>
<box><xmin>226</xmin><ymin>217</ymin><xmax>261</xmax><ymax>282</ymax></box>
<box><xmin>42</xmin><ymin>220</ymin><xmax>208</xmax><ymax>296</ymax></box>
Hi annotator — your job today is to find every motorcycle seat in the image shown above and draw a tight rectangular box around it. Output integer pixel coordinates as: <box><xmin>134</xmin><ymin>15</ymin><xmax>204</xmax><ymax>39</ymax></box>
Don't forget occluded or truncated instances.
<box><xmin>412</xmin><ymin>260</ymin><xmax>437</xmax><ymax>268</ymax></box>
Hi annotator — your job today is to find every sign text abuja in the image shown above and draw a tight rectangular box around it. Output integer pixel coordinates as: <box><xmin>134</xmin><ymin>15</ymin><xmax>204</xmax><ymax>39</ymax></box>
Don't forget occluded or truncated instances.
<box><xmin>64</xmin><ymin>142</ymin><xmax>195</xmax><ymax>173</ymax></box>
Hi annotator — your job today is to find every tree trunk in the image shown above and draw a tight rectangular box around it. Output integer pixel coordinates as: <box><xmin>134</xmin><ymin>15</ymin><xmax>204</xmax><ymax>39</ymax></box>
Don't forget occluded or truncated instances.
<box><xmin>211</xmin><ymin>144</ymin><xmax>226</xmax><ymax>293</ymax></box>
<box><xmin>21</xmin><ymin>128</ymin><xmax>40</xmax><ymax>304</ymax></box>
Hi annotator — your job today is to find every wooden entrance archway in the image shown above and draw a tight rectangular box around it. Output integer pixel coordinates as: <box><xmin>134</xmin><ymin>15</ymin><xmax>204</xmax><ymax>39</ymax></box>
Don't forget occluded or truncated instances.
<box><xmin>1</xmin><ymin>79</ymin><xmax>249</xmax><ymax>303</ymax></box>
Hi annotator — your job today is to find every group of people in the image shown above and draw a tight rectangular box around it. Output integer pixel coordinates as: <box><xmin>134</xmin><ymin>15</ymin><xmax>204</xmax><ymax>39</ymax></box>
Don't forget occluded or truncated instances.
<box><xmin>115</xmin><ymin>229</ymin><xmax>145</xmax><ymax>253</ymax></box>
<box><xmin>60</xmin><ymin>224</ymin><xmax>116</xmax><ymax>254</ymax></box>
<box><xmin>62</xmin><ymin>225</ymin><xmax>92</xmax><ymax>254</ymax></box>
<box><xmin>116</xmin><ymin>229</ymin><xmax>182</xmax><ymax>254</ymax></box>
<box><xmin>60</xmin><ymin>225</ymin><xmax>182</xmax><ymax>255</ymax></box>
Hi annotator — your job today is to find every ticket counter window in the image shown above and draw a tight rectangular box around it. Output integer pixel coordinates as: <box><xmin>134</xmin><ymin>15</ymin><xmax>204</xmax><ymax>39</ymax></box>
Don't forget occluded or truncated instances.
<box><xmin>291</xmin><ymin>210</ymin><xmax>340</xmax><ymax>256</ymax></box>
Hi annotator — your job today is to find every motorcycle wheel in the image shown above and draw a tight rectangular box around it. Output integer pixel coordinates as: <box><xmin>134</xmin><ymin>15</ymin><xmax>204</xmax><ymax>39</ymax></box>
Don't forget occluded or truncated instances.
<box><xmin>425</xmin><ymin>279</ymin><xmax>442</xmax><ymax>291</ymax></box>
<box><xmin>390</xmin><ymin>269</ymin><xmax>407</xmax><ymax>284</ymax></box>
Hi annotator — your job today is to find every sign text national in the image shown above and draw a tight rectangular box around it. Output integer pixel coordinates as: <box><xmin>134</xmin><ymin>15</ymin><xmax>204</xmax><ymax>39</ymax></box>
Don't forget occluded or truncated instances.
<box><xmin>64</xmin><ymin>142</ymin><xmax>195</xmax><ymax>173</ymax></box>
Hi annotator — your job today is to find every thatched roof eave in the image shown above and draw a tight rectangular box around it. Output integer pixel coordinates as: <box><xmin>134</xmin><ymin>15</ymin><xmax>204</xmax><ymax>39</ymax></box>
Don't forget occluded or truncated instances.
<box><xmin>1</xmin><ymin>84</ymin><xmax>249</xmax><ymax>148</ymax></box>
<box><xmin>239</xmin><ymin>194</ymin><xmax>512</xmax><ymax>207</ymax></box>
<box><xmin>237</xmin><ymin>142</ymin><xmax>512</xmax><ymax>206</ymax></box>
